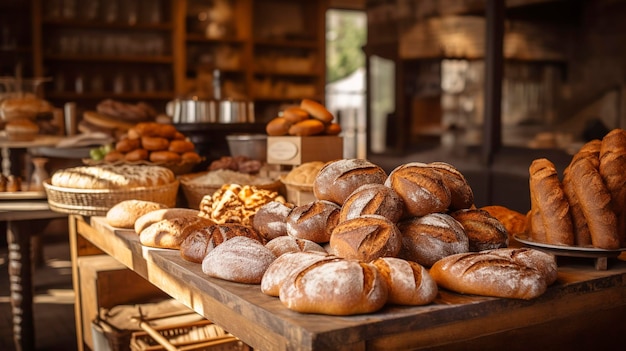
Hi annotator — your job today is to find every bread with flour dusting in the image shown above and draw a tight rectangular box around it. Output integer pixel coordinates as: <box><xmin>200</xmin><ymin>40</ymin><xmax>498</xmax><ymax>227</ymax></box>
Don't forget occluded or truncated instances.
<box><xmin>202</xmin><ymin>236</ymin><xmax>276</xmax><ymax>284</ymax></box>
<box><xmin>261</xmin><ymin>251</ymin><xmax>336</xmax><ymax>297</ymax></box>
<box><xmin>371</xmin><ymin>257</ymin><xmax>438</xmax><ymax>305</ymax></box>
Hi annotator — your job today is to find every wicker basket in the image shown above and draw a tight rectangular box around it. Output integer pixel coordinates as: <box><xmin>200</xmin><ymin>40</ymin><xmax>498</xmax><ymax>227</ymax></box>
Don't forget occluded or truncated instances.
<box><xmin>130</xmin><ymin>320</ymin><xmax>250</xmax><ymax>351</ymax></box>
<box><xmin>179</xmin><ymin>172</ymin><xmax>283</xmax><ymax>209</ymax></box>
<box><xmin>43</xmin><ymin>179</ymin><xmax>179</xmax><ymax>216</ymax></box>
<box><xmin>83</xmin><ymin>159</ymin><xmax>202</xmax><ymax>176</ymax></box>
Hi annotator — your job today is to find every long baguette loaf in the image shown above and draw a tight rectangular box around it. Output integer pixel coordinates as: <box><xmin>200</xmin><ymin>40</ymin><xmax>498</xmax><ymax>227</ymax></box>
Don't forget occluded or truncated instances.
<box><xmin>528</xmin><ymin>158</ymin><xmax>574</xmax><ymax>246</ymax></box>
<box><xmin>570</xmin><ymin>157</ymin><xmax>620</xmax><ymax>249</ymax></box>
<box><xmin>599</xmin><ymin>128</ymin><xmax>626</xmax><ymax>247</ymax></box>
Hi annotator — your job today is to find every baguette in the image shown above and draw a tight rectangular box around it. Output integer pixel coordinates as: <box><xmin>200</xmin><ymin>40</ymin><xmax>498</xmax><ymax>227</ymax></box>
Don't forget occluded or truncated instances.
<box><xmin>599</xmin><ymin>128</ymin><xmax>626</xmax><ymax>247</ymax></box>
<box><xmin>528</xmin><ymin>158</ymin><xmax>574</xmax><ymax>246</ymax></box>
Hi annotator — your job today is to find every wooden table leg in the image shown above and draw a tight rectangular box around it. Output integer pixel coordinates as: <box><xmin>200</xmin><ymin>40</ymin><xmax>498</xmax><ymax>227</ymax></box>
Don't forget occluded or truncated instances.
<box><xmin>7</xmin><ymin>221</ymin><xmax>35</xmax><ymax>351</ymax></box>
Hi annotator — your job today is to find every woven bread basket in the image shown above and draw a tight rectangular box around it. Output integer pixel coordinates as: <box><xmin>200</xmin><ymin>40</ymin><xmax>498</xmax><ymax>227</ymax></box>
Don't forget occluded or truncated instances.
<box><xmin>44</xmin><ymin>179</ymin><xmax>179</xmax><ymax>216</ymax></box>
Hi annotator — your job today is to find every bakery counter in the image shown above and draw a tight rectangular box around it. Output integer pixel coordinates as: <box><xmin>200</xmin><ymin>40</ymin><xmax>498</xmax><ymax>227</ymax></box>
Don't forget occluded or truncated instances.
<box><xmin>69</xmin><ymin>215</ymin><xmax>626</xmax><ymax>351</ymax></box>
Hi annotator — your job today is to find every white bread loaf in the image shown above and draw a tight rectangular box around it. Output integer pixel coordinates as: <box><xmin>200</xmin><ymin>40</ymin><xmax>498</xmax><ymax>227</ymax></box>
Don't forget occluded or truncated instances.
<box><xmin>105</xmin><ymin>200</ymin><xmax>168</xmax><ymax>229</ymax></box>
<box><xmin>279</xmin><ymin>258</ymin><xmax>389</xmax><ymax>315</ymax></box>
<box><xmin>371</xmin><ymin>257</ymin><xmax>438</xmax><ymax>306</ymax></box>
<box><xmin>51</xmin><ymin>164</ymin><xmax>175</xmax><ymax>189</ymax></box>
<box><xmin>265</xmin><ymin>236</ymin><xmax>326</xmax><ymax>257</ymax></box>
<box><xmin>202</xmin><ymin>236</ymin><xmax>276</xmax><ymax>284</ymax></box>
<box><xmin>260</xmin><ymin>251</ymin><xmax>336</xmax><ymax>297</ymax></box>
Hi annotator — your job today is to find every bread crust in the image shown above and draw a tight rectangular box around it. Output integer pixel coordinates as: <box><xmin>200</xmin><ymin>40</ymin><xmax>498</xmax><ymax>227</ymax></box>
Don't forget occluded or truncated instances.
<box><xmin>429</xmin><ymin>162</ymin><xmax>474</xmax><ymax>210</ymax></box>
<box><xmin>385</xmin><ymin>163</ymin><xmax>451</xmax><ymax>217</ymax></box>
<box><xmin>329</xmin><ymin>214</ymin><xmax>402</xmax><ymax>262</ymax></box>
<box><xmin>202</xmin><ymin>236</ymin><xmax>276</xmax><ymax>284</ymax></box>
<box><xmin>106</xmin><ymin>200</ymin><xmax>168</xmax><ymax>229</ymax></box>
<box><xmin>261</xmin><ymin>251</ymin><xmax>335</xmax><ymax>297</ymax></box>
<box><xmin>339</xmin><ymin>183</ymin><xmax>404</xmax><ymax>223</ymax></box>
<box><xmin>300</xmin><ymin>99</ymin><xmax>334</xmax><ymax>123</ymax></box>
<box><xmin>265</xmin><ymin>236</ymin><xmax>327</xmax><ymax>258</ymax></box>
<box><xmin>313</xmin><ymin>159</ymin><xmax>387</xmax><ymax>206</ymax></box>
<box><xmin>286</xmin><ymin>200</ymin><xmax>340</xmax><ymax>243</ymax></box>
<box><xmin>599</xmin><ymin>128</ymin><xmax>626</xmax><ymax>247</ymax></box>
<box><xmin>450</xmin><ymin>209</ymin><xmax>509</xmax><ymax>251</ymax></box>
<box><xmin>372</xmin><ymin>257</ymin><xmax>438</xmax><ymax>305</ymax></box>
<box><xmin>265</xmin><ymin>117</ymin><xmax>291</xmax><ymax>136</ymax></box>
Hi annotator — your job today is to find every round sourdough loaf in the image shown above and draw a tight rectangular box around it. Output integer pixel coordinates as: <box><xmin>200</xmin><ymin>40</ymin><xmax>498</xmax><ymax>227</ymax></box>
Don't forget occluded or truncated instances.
<box><xmin>251</xmin><ymin>201</ymin><xmax>294</xmax><ymax>241</ymax></box>
<box><xmin>139</xmin><ymin>215</ymin><xmax>215</xmax><ymax>249</ymax></box>
<box><xmin>329</xmin><ymin>214</ymin><xmax>402</xmax><ymax>262</ymax></box>
<box><xmin>313</xmin><ymin>159</ymin><xmax>387</xmax><ymax>206</ymax></box>
<box><xmin>385</xmin><ymin>162</ymin><xmax>451</xmax><ymax>217</ymax></box>
<box><xmin>202</xmin><ymin>236</ymin><xmax>276</xmax><ymax>284</ymax></box>
<box><xmin>279</xmin><ymin>259</ymin><xmax>388</xmax><ymax>315</ymax></box>
<box><xmin>450</xmin><ymin>209</ymin><xmax>508</xmax><ymax>251</ymax></box>
<box><xmin>397</xmin><ymin>213</ymin><xmax>468</xmax><ymax>267</ymax></box>
<box><xmin>260</xmin><ymin>251</ymin><xmax>335</xmax><ymax>297</ymax></box>
<box><xmin>371</xmin><ymin>257</ymin><xmax>438</xmax><ymax>305</ymax></box>
<box><xmin>429</xmin><ymin>162</ymin><xmax>474</xmax><ymax>210</ymax></box>
<box><xmin>180</xmin><ymin>223</ymin><xmax>265</xmax><ymax>263</ymax></box>
<box><xmin>429</xmin><ymin>248</ymin><xmax>556</xmax><ymax>300</ymax></box>
<box><xmin>286</xmin><ymin>200</ymin><xmax>340</xmax><ymax>243</ymax></box>
<box><xmin>339</xmin><ymin>183</ymin><xmax>404</xmax><ymax>223</ymax></box>
<box><xmin>265</xmin><ymin>236</ymin><xmax>326</xmax><ymax>257</ymax></box>
<box><xmin>105</xmin><ymin>199</ymin><xmax>168</xmax><ymax>229</ymax></box>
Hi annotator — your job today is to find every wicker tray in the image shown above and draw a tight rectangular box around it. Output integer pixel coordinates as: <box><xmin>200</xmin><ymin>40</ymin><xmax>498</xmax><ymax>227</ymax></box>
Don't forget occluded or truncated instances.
<box><xmin>130</xmin><ymin>320</ymin><xmax>250</xmax><ymax>351</ymax></box>
<box><xmin>83</xmin><ymin>159</ymin><xmax>202</xmax><ymax>176</ymax></box>
<box><xmin>43</xmin><ymin>179</ymin><xmax>179</xmax><ymax>216</ymax></box>
<box><xmin>179</xmin><ymin>172</ymin><xmax>283</xmax><ymax>209</ymax></box>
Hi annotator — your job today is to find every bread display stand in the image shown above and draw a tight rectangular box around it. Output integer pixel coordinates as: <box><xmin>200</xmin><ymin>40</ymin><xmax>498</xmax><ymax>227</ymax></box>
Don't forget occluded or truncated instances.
<box><xmin>68</xmin><ymin>215</ymin><xmax>626</xmax><ymax>351</ymax></box>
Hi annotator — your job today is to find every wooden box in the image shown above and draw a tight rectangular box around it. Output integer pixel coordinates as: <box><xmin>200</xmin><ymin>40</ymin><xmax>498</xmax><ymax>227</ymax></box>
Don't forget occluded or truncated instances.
<box><xmin>77</xmin><ymin>255</ymin><xmax>167</xmax><ymax>350</ymax></box>
<box><xmin>267</xmin><ymin>136</ymin><xmax>343</xmax><ymax>165</ymax></box>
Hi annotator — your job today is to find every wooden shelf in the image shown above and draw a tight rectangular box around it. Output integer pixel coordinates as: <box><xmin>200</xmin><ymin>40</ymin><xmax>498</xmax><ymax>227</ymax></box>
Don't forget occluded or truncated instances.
<box><xmin>43</xmin><ymin>54</ymin><xmax>174</xmax><ymax>64</ymax></box>
<box><xmin>185</xmin><ymin>33</ymin><xmax>246</xmax><ymax>44</ymax></box>
<box><xmin>253</xmin><ymin>38</ymin><xmax>319</xmax><ymax>49</ymax></box>
<box><xmin>45</xmin><ymin>91</ymin><xmax>175</xmax><ymax>100</ymax></box>
<box><xmin>41</xmin><ymin>19</ymin><xmax>173</xmax><ymax>31</ymax></box>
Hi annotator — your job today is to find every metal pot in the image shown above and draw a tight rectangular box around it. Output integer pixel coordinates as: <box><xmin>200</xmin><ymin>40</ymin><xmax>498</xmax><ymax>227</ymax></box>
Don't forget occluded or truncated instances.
<box><xmin>218</xmin><ymin>100</ymin><xmax>254</xmax><ymax>123</ymax></box>
<box><xmin>167</xmin><ymin>99</ymin><xmax>217</xmax><ymax>123</ymax></box>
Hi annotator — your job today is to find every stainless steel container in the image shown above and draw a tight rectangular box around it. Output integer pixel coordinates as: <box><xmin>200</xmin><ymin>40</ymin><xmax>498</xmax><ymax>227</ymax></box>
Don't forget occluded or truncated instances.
<box><xmin>168</xmin><ymin>99</ymin><xmax>217</xmax><ymax>123</ymax></box>
<box><xmin>226</xmin><ymin>134</ymin><xmax>267</xmax><ymax>161</ymax></box>
<box><xmin>218</xmin><ymin>100</ymin><xmax>255</xmax><ymax>123</ymax></box>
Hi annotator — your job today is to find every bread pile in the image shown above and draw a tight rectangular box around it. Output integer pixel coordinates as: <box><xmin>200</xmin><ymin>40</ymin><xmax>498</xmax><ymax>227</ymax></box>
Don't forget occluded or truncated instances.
<box><xmin>50</xmin><ymin>164</ymin><xmax>175</xmax><ymax>189</ymax></box>
<box><xmin>265</xmin><ymin>99</ymin><xmax>342</xmax><ymax>137</ymax></box>
<box><xmin>527</xmin><ymin>128</ymin><xmax>626</xmax><ymax>250</ymax></box>
<box><xmin>208</xmin><ymin>155</ymin><xmax>263</xmax><ymax>174</ymax></box>
<box><xmin>80</xmin><ymin>99</ymin><xmax>157</xmax><ymax>137</ymax></box>
<box><xmin>1</xmin><ymin>96</ymin><xmax>54</xmax><ymax>141</ymax></box>
<box><xmin>101</xmin><ymin>122</ymin><xmax>202</xmax><ymax>165</ymax></box>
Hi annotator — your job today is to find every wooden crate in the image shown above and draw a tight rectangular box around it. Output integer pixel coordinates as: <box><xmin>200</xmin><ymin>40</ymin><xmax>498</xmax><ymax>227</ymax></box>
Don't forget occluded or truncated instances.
<box><xmin>267</xmin><ymin>136</ymin><xmax>343</xmax><ymax>165</ymax></box>
<box><xmin>77</xmin><ymin>255</ymin><xmax>167</xmax><ymax>350</ymax></box>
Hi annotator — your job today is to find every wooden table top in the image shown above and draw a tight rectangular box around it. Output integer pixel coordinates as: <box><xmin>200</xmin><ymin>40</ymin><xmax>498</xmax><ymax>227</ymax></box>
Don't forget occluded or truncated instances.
<box><xmin>76</xmin><ymin>215</ymin><xmax>626</xmax><ymax>351</ymax></box>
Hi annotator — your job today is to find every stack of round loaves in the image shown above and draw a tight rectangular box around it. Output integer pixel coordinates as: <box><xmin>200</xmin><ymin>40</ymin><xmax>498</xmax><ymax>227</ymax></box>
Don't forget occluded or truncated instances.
<box><xmin>265</xmin><ymin>99</ymin><xmax>342</xmax><ymax>137</ymax></box>
<box><xmin>102</xmin><ymin>122</ymin><xmax>202</xmax><ymax>165</ymax></box>
<box><xmin>528</xmin><ymin>128</ymin><xmax>626</xmax><ymax>250</ymax></box>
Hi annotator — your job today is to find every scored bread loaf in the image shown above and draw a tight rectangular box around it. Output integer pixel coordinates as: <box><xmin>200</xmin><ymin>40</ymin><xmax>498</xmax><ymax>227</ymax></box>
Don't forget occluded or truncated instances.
<box><xmin>429</xmin><ymin>162</ymin><xmax>474</xmax><ymax>210</ymax></box>
<box><xmin>339</xmin><ymin>183</ymin><xmax>404</xmax><ymax>224</ymax></box>
<box><xmin>180</xmin><ymin>223</ymin><xmax>265</xmax><ymax>263</ymax></box>
<box><xmin>480</xmin><ymin>205</ymin><xmax>527</xmax><ymax>238</ymax></box>
<box><xmin>264</xmin><ymin>236</ymin><xmax>327</xmax><ymax>257</ymax></box>
<box><xmin>313</xmin><ymin>159</ymin><xmax>388</xmax><ymax>206</ymax></box>
<box><xmin>385</xmin><ymin>162</ymin><xmax>451</xmax><ymax>217</ymax></box>
<box><xmin>371</xmin><ymin>257</ymin><xmax>438</xmax><ymax>306</ymax></box>
<box><xmin>450</xmin><ymin>209</ymin><xmax>508</xmax><ymax>252</ymax></box>
<box><xmin>429</xmin><ymin>248</ymin><xmax>557</xmax><ymax>300</ymax></box>
<box><xmin>201</xmin><ymin>236</ymin><xmax>276</xmax><ymax>284</ymax></box>
<box><xmin>139</xmin><ymin>216</ymin><xmax>215</xmax><ymax>249</ymax></box>
<box><xmin>329</xmin><ymin>214</ymin><xmax>402</xmax><ymax>262</ymax></box>
<box><xmin>279</xmin><ymin>258</ymin><xmax>388</xmax><ymax>315</ymax></box>
<box><xmin>134</xmin><ymin>208</ymin><xmax>202</xmax><ymax>234</ymax></box>
<box><xmin>260</xmin><ymin>251</ymin><xmax>336</xmax><ymax>297</ymax></box>
<box><xmin>397</xmin><ymin>213</ymin><xmax>469</xmax><ymax>267</ymax></box>
<box><xmin>528</xmin><ymin>158</ymin><xmax>574</xmax><ymax>246</ymax></box>
<box><xmin>105</xmin><ymin>200</ymin><xmax>168</xmax><ymax>229</ymax></box>
<box><xmin>51</xmin><ymin>164</ymin><xmax>175</xmax><ymax>189</ymax></box>
<box><xmin>286</xmin><ymin>200</ymin><xmax>340</xmax><ymax>243</ymax></box>
<box><xmin>251</xmin><ymin>201</ymin><xmax>294</xmax><ymax>241</ymax></box>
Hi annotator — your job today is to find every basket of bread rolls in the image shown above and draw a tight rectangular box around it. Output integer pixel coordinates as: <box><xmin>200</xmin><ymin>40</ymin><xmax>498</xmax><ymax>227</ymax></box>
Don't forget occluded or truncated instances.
<box><xmin>44</xmin><ymin>163</ymin><xmax>179</xmax><ymax>216</ymax></box>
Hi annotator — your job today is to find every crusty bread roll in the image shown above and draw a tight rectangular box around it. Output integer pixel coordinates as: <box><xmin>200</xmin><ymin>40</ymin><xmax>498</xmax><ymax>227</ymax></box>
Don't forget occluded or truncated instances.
<box><xmin>251</xmin><ymin>201</ymin><xmax>294</xmax><ymax>241</ymax></box>
<box><xmin>339</xmin><ymin>183</ymin><xmax>404</xmax><ymax>223</ymax></box>
<box><xmin>168</xmin><ymin>139</ymin><xmax>195</xmax><ymax>153</ymax></box>
<box><xmin>202</xmin><ymin>236</ymin><xmax>276</xmax><ymax>284</ymax></box>
<box><xmin>141</xmin><ymin>136</ymin><xmax>169</xmax><ymax>151</ymax></box>
<box><xmin>372</xmin><ymin>257</ymin><xmax>438</xmax><ymax>305</ymax></box>
<box><xmin>599</xmin><ymin>128</ymin><xmax>626</xmax><ymax>247</ymax></box>
<box><xmin>282</xmin><ymin>107</ymin><xmax>310</xmax><ymax>123</ymax></box>
<box><xmin>139</xmin><ymin>216</ymin><xmax>215</xmax><ymax>249</ymax></box>
<box><xmin>288</xmin><ymin>119</ymin><xmax>325</xmax><ymax>136</ymax></box>
<box><xmin>324</xmin><ymin>122</ymin><xmax>342</xmax><ymax>135</ymax></box>
<box><xmin>450</xmin><ymin>209</ymin><xmax>508</xmax><ymax>251</ymax></box>
<box><xmin>115</xmin><ymin>138</ymin><xmax>141</xmax><ymax>153</ymax></box>
<box><xmin>106</xmin><ymin>200</ymin><xmax>168</xmax><ymax>229</ymax></box>
<box><xmin>279</xmin><ymin>259</ymin><xmax>388</xmax><ymax>315</ymax></box>
<box><xmin>486</xmin><ymin>248</ymin><xmax>558</xmax><ymax>286</ymax></box>
<box><xmin>397</xmin><ymin>213</ymin><xmax>468</xmax><ymax>267</ymax></box>
<box><xmin>180</xmin><ymin>223</ymin><xmax>266</xmax><ymax>263</ymax></box>
<box><xmin>429</xmin><ymin>248</ymin><xmax>557</xmax><ymax>300</ymax></box>
<box><xmin>261</xmin><ymin>251</ymin><xmax>335</xmax><ymax>297</ymax></box>
<box><xmin>282</xmin><ymin>161</ymin><xmax>325</xmax><ymax>187</ymax></box>
<box><xmin>300</xmin><ymin>99</ymin><xmax>334</xmax><ymax>123</ymax></box>
<box><xmin>104</xmin><ymin>151</ymin><xmax>125</xmax><ymax>163</ymax></box>
<box><xmin>385</xmin><ymin>162</ymin><xmax>451</xmax><ymax>217</ymax></box>
<box><xmin>149</xmin><ymin>150</ymin><xmax>182</xmax><ymax>163</ymax></box>
<box><xmin>286</xmin><ymin>200</ymin><xmax>340</xmax><ymax>243</ymax></box>
<box><xmin>134</xmin><ymin>208</ymin><xmax>202</xmax><ymax>234</ymax></box>
<box><xmin>313</xmin><ymin>159</ymin><xmax>387</xmax><ymax>206</ymax></box>
<box><xmin>570</xmin><ymin>157</ymin><xmax>620</xmax><ymax>249</ymax></box>
<box><xmin>480</xmin><ymin>205</ymin><xmax>527</xmax><ymax>238</ymax></box>
<box><xmin>429</xmin><ymin>162</ymin><xmax>474</xmax><ymax>210</ymax></box>
<box><xmin>265</xmin><ymin>117</ymin><xmax>292</xmax><ymax>136</ymax></box>
<box><xmin>265</xmin><ymin>236</ymin><xmax>327</xmax><ymax>257</ymax></box>
<box><xmin>124</xmin><ymin>148</ymin><xmax>149</xmax><ymax>161</ymax></box>
<box><xmin>330</xmin><ymin>214</ymin><xmax>402</xmax><ymax>262</ymax></box>
<box><xmin>528</xmin><ymin>158</ymin><xmax>574</xmax><ymax>246</ymax></box>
